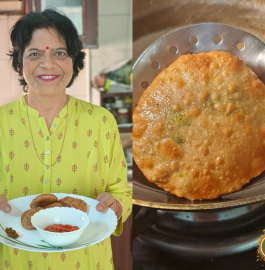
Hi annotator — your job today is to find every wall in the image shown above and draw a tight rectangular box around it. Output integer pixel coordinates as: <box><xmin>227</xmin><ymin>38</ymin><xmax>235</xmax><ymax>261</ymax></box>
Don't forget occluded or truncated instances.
<box><xmin>0</xmin><ymin>15</ymin><xmax>21</xmax><ymax>107</ymax></box>
<box><xmin>91</xmin><ymin>0</ymin><xmax>132</xmax><ymax>77</ymax></box>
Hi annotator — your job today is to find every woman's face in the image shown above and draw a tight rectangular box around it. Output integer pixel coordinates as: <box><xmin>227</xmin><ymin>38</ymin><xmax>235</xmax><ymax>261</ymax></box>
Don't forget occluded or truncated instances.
<box><xmin>22</xmin><ymin>28</ymin><xmax>73</xmax><ymax>97</ymax></box>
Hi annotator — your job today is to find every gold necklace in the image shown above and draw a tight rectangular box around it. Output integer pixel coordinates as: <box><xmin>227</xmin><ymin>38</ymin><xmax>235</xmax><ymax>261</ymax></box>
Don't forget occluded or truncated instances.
<box><xmin>25</xmin><ymin>95</ymin><xmax>69</xmax><ymax>167</ymax></box>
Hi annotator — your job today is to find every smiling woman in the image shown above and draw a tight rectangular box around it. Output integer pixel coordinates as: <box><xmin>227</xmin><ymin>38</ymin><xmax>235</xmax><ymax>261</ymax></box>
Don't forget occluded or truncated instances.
<box><xmin>23</xmin><ymin>28</ymin><xmax>72</xmax><ymax>92</ymax></box>
<box><xmin>9</xmin><ymin>10</ymin><xmax>84</xmax><ymax>92</ymax></box>
<box><xmin>22</xmin><ymin>27</ymin><xmax>75</xmax><ymax>129</ymax></box>
<box><xmin>0</xmin><ymin>9</ymin><xmax>132</xmax><ymax>270</ymax></box>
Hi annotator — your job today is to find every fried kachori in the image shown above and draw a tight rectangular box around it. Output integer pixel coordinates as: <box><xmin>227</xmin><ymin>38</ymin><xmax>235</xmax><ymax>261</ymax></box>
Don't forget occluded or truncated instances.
<box><xmin>30</xmin><ymin>194</ymin><xmax>58</xmax><ymax>208</ymax></box>
<box><xmin>59</xmin><ymin>196</ymin><xmax>87</xmax><ymax>213</ymax></box>
<box><xmin>21</xmin><ymin>195</ymin><xmax>88</xmax><ymax>230</ymax></box>
<box><xmin>133</xmin><ymin>51</ymin><xmax>265</xmax><ymax>200</ymax></box>
<box><xmin>21</xmin><ymin>207</ymin><xmax>43</xmax><ymax>230</ymax></box>
<box><xmin>45</xmin><ymin>202</ymin><xmax>63</xmax><ymax>208</ymax></box>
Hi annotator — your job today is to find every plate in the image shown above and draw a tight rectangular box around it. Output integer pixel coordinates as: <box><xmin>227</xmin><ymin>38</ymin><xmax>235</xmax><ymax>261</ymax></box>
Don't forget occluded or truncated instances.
<box><xmin>0</xmin><ymin>193</ymin><xmax>117</xmax><ymax>252</ymax></box>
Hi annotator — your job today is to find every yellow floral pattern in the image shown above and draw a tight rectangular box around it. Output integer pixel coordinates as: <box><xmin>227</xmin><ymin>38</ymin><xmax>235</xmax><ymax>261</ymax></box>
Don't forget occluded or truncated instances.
<box><xmin>0</xmin><ymin>95</ymin><xmax>132</xmax><ymax>270</ymax></box>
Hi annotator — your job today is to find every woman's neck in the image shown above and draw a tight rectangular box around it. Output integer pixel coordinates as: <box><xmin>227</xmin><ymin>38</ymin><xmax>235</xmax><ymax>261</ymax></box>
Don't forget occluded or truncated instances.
<box><xmin>26</xmin><ymin>91</ymin><xmax>68</xmax><ymax>130</ymax></box>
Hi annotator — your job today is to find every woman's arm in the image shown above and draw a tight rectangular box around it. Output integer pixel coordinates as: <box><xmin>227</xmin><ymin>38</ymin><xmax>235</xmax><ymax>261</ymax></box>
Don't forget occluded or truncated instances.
<box><xmin>103</xmin><ymin>119</ymin><xmax>132</xmax><ymax>234</ymax></box>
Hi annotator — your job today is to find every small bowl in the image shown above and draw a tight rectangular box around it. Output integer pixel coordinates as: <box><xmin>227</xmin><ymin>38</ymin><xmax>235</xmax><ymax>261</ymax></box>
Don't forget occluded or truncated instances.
<box><xmin>31</xmin><ymin>207</ymin><xmax>90</xmax><ymax>247</ymax></box>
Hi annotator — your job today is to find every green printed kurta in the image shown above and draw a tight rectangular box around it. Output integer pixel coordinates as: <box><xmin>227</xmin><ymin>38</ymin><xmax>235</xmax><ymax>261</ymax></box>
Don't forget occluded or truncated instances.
<box><xmin>0</xmin><ymin>95</ymin><xmax>132</xmax><ymax>270</ymax></box>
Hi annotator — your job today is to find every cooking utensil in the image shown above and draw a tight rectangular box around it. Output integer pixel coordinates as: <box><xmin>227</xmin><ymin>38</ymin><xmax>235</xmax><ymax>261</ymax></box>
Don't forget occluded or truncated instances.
<box><xmin>133</xmin><ymin>23</ymin><xmax>265</xmax><ymax>210</ymax></box>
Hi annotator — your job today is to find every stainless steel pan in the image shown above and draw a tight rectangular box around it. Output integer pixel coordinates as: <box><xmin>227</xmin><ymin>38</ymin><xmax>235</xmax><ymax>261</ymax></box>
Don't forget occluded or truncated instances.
<box><xmin>133</xmin><ymin>0</ymin><xmax>265</xmax><ymax>210</ymax></box>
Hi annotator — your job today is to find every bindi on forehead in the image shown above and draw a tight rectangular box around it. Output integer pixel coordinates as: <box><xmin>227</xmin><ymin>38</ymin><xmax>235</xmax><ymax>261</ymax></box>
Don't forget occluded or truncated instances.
<box><xmin>46</xmin><ymin>47</ymin><xmax>49</xmax><ymax>50</ymax></box>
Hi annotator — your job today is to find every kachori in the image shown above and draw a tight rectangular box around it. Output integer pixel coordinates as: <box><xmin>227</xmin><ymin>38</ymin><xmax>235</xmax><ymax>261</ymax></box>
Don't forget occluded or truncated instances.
<box><xmin>133</xmin><ymin>51</ymin><xmax>265</xmax><ymax>200</ymax></box>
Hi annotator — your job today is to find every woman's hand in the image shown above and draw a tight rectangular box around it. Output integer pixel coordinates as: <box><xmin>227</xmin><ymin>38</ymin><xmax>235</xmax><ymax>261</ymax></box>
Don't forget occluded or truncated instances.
<box><xmin>96</xmin><ymin>192</ymin><xmax>122</xmax><ymax>219</ymax></box>
<box><xmin>0</xmin><ymin>195</ymin><xmax>12</xmax><ymax>213</ymax></box>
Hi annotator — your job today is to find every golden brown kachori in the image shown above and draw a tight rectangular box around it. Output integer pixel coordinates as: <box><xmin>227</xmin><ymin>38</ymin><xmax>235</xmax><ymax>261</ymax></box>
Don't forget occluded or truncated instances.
<box><xmin>59</xmin><ymin>196</ymin><xmax>87</xmax><ymax>213</ymax></box>
<box><xmin>44</xmin><ymin>202</ymin><xmax>63</xmax><ymax>208</ymax></box>
<box><xmin>30</xmin><ymin>194</ymin><xmax>58</xmax><ymax>208</ymax></box>
<box><xmin>133</xmin><ymin>51</ymin><xmax>265</xmax><ymax>200</ymax></box>
<box><xmin>21</xmin><ymin>207</ymin><xmax>43</xmax><ymax>230</ymax></box>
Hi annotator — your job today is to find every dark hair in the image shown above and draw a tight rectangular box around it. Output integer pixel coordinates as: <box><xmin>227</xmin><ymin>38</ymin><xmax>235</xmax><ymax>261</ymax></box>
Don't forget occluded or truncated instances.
<box><xmin>8</xmin><ymin>9</ymin><xmax>86</xmax><ymax>93</ymax></box>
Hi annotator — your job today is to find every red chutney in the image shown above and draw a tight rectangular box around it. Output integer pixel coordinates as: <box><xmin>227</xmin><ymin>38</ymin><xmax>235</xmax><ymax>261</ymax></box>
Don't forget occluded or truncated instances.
<box><xmin>44</xmin><ymin>224</ymin><xmax>79</xmax><ymax>233</ymax></box>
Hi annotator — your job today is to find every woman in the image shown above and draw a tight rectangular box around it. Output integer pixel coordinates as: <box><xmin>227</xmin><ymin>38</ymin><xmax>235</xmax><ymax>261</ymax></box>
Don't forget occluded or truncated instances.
<box><xmin>0</xmin><ymin>9</ymin><xmax>132</xmax><ymax>270</ymax></box>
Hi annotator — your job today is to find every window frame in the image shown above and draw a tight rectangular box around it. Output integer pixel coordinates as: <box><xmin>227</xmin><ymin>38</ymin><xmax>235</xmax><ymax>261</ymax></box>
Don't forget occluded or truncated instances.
<box><xmin>25</xmin><ymin>0</ymin><xmax>98</xmax><ymax>48</ymax></box>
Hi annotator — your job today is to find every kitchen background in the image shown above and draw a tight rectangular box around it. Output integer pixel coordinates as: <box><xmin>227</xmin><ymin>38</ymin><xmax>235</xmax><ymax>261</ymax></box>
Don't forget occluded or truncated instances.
<box><xmin>0</xmin><ymin>1</ymin><xmax>132</xmax><ymax>270</ymax></box>
<box><xmin>0</xmin><ymin>0</ymin><xmax>132</xmax><ymax>177</ymax></box>
<box><xmin>0</xmin><ymin>0</ymin><xmax>132</xmax><ymax>103</ymax></box>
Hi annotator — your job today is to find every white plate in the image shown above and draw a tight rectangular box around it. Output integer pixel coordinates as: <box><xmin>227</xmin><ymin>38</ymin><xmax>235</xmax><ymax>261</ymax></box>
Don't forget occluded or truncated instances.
<box><xmin>0</xmin><ymin>193</ymin><xmax>117</xmax><ymax>252</ymax></box>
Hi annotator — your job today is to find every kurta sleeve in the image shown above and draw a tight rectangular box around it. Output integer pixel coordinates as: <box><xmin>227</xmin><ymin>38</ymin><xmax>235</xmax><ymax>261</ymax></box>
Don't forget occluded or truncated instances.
<box><xmin>106</xmin><ymin>116</ymin><xmax>132</xmax><ymax>236</ymax></box>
